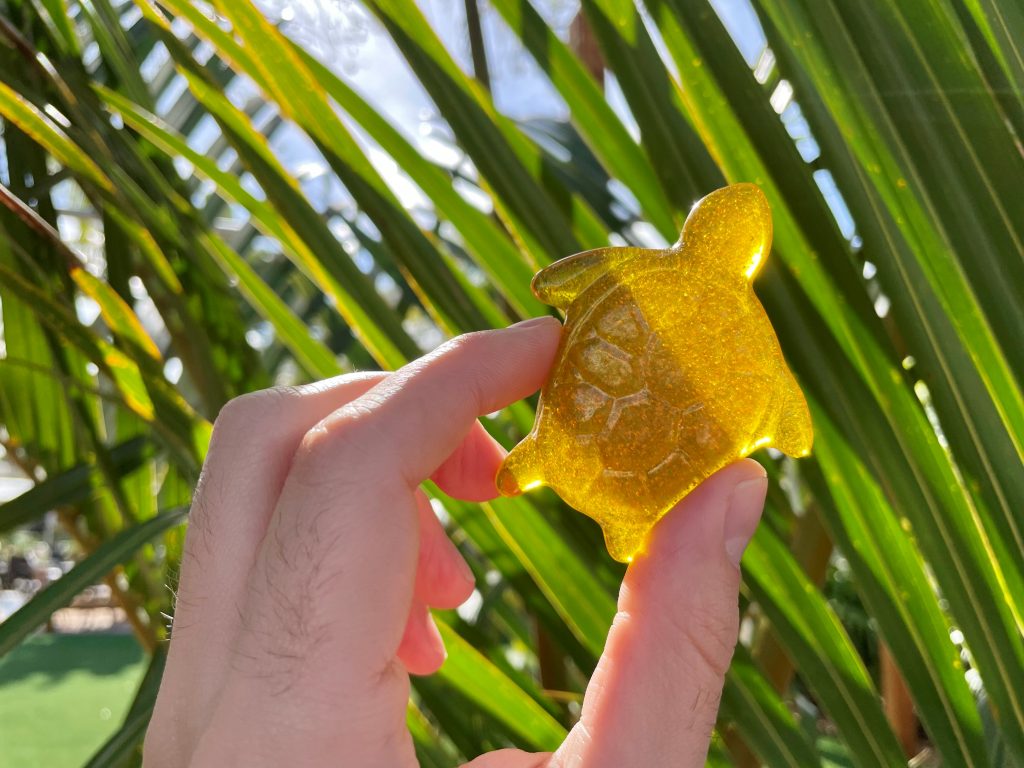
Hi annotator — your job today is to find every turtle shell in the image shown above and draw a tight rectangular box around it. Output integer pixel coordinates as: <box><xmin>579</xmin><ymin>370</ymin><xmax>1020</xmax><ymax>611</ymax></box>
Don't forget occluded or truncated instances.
<box><xmin>558</xmin><ymin>283</ymin><xmax>699</xmax><ymax>484</ymax></box>
<box><xmin>538</xmin><ymin>262</ymin><xmax>747</xmax><ymax>519</ymax></box>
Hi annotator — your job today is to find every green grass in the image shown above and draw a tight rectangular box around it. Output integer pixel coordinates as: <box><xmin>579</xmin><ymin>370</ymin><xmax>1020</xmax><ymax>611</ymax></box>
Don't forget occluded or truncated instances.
<box><xmin>0</xmin><ymin>634</ymin><xmax>146</xmax><ymax>767</ymax></box>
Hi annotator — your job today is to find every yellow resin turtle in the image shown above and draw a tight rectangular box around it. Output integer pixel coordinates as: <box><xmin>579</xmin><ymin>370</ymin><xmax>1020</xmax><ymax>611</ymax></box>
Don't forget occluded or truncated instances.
<box><xmin>495</xmin><ymin>183</ymin><xmax>812</xmax><ymax>562</ymax></box>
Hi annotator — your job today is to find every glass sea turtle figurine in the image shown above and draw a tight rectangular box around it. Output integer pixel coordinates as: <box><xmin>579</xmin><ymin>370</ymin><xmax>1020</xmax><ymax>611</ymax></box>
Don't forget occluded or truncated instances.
<box><xmin>495</xmin><ymin>183</ymin><xmax>812</xmax><ymax>562</ymax></box>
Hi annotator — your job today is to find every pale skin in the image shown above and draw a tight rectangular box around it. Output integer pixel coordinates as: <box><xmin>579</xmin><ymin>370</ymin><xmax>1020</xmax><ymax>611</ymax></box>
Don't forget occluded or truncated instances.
<box><xmin>145</xmin><ymin>317</ymin><xmax>768</xmax><ymax>768</ymax></box>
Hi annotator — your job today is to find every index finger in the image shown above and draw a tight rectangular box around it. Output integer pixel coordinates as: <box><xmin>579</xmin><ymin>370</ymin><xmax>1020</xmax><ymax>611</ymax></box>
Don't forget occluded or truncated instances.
<box><xmin>297</xmin><ymin>315</ymin><xmax>562</xmax><ymax>488</ymax></box>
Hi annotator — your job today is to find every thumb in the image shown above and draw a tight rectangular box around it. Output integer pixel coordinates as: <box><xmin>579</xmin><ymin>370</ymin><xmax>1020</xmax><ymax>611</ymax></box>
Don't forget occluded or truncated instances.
<box><xmin>551</xmin><ymin>460</ymin><xmax>767</xmax><ymax>768</ymax></box>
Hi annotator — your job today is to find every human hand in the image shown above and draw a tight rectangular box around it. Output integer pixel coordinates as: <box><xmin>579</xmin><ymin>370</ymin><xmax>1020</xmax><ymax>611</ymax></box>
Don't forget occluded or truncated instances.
<box><xmin>144</xmin><ymin>318</ymin><xmax>767</xmax><ymax>768</ymax></box>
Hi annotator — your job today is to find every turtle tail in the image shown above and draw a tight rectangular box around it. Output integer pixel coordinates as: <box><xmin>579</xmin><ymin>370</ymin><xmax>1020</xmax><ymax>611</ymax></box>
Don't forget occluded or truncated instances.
<box><xmin>495</xmin><ymin>438</ymin><xmax>543</xmax><ymax>497</ymax></box>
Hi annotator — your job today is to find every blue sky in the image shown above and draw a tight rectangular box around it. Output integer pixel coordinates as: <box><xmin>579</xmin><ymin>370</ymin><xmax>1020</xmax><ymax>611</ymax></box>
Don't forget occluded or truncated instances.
<box><xmin>257</xmin><ymin>0</ymin><xmax>772</xmax><ymax>211</ymax></box>
<box><xmin>292</xmin><ymin>1</ymin><xmax>764</xmax><ymax>136</ymax></box>
<box><xmin>250</xmin><ymin>0</ymin><xmax>854</xmax><ymax>239</ymax></box>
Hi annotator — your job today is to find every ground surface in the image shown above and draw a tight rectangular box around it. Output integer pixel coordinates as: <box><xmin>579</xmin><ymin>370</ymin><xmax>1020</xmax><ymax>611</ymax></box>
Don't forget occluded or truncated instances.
<box><xmin>0</xmin><ymin>633</ymin><xmax>146</xmax><ymax>767</ymax></box>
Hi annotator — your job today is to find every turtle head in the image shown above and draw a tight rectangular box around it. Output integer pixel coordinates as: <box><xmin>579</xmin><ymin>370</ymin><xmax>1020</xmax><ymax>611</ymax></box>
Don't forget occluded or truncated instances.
<box><xmin>679</xmin><ymin>183</ymin><xmax>772</xmax><ymax>283</ymax></box>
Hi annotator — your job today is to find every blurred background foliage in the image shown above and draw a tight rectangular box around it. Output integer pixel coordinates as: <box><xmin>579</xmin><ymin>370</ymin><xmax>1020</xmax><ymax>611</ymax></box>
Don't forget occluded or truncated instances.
<box><xmin>0</xmin><ymin>0</ymin><xmax>1021</xmax><ymax>765</ymax></box>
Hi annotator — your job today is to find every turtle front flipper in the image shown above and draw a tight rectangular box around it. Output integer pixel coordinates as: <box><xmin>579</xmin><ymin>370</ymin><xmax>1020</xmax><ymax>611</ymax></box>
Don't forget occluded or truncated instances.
<box><xmin>496</xmin><ymin>436</ymin><xmax>545</xmax><ymax>496</ymax></box>
<box><xmin>532</xmin><ymin>246</ymin><xmax>641</xmax><ymax>309</ymax></box>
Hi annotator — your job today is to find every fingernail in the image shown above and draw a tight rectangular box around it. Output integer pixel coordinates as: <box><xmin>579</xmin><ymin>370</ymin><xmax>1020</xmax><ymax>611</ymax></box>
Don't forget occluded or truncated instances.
<box><xmin>508</xmin><ymin>315</ymin><xmax>559</xmax><ymax>331</ymax></box>
<box><xmin>723</xmin><ymin>475</ymin><xmax>768</xmax><ymax>568</ymax></box>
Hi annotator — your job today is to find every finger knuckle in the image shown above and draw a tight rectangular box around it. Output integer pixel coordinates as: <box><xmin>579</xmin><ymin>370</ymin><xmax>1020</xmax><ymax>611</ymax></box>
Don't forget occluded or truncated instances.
<box><xmin>212</xmin><ymin>391</ymin><xmax>263</xmax><ymax>433</ymax></box>
<box><xmin>211</xmin><ymin>386</ymin><xmax>300</xmax><ymax>443</ymax></box>
<box><xmin>290</xmin><ymin>405</ymin><xmax>371</xmax><ymax>483</ymax></box>
<box><xmin>664</xmin><ymin>604</ymin><xmax>738</xmax><ymax>679</ymax></box>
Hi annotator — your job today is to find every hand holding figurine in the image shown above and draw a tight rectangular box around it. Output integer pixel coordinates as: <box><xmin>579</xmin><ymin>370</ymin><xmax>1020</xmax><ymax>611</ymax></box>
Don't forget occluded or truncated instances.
<box><xmin>146</xmin><ymin>185</ymin><xmax>809</xmax><ymax>766</ymax></box>
<box><xmin>145</xmin><ymin>319</ymin><xmax>768</xmax><ymax>768</ymax></box>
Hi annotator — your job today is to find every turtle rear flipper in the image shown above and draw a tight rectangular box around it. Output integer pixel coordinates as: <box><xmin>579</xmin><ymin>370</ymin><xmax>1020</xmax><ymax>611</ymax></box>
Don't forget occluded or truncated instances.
<box><xmin>496</xmin><ymin>437</ymin><xmax>545</xmax><ymax>496</ymax></box>
<box><xmin>772</xmin><ymin>379</ymin><xmax>813</xmax><ymax>458</ymax></box>
<box><xmin>532</xmin><ymin>247</ymin><xmax>640</xmax><ymax>309</ymax></box>
<box><xmin>601</xmin><ymin>517</ymin><xmax>651</xmax><ymax>563</ymax></box>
